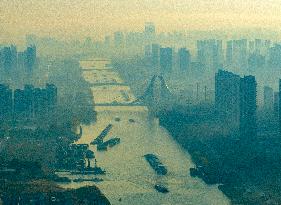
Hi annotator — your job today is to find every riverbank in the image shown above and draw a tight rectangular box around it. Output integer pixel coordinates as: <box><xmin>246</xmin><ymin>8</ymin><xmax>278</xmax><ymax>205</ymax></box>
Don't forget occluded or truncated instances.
<box><xmin>159</xmin><ymin>107</ymin><xmax>281</xmax><ymax>205</ymax></box>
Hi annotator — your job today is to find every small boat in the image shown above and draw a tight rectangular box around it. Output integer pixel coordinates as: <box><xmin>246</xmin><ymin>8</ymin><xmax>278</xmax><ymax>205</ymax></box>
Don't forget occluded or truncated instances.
<box><xmin>154</xmin><ymin>184</ymin><xmax>169</xmax><ymax>193</ymax></box>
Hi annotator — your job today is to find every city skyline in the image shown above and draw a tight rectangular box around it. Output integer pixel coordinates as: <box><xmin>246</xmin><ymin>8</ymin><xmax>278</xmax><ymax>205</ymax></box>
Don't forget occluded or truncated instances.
<box><xmin>2</xmin><ymin>0</ymin><xmax>281</xmax><ymax>43</ymax></box>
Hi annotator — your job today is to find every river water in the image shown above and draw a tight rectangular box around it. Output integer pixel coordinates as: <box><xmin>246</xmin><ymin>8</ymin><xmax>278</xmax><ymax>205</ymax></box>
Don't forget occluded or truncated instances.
<box><xmin>58</xmin><ymin>59</ymin><xmax>230</xmax><ymax>205</ymax></box>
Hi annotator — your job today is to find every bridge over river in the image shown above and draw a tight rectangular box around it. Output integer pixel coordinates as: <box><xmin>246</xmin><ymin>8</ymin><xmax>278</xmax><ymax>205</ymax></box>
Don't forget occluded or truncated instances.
<box><xmin>57</xmin><ymin>59</ymin><xmax>230</xmax><ymax>205</ymax></box>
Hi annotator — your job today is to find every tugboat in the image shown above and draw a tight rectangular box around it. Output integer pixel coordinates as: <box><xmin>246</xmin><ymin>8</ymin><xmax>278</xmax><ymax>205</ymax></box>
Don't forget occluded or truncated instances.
<box><xmin>93</xmin><ymin>159</ymin><xmax>106</xmax><ymax>175</ymax></box>
<box><xmin>154</xmin><ymin>184</ymin><xmax>169</xmax><ymax>193</ymax></box>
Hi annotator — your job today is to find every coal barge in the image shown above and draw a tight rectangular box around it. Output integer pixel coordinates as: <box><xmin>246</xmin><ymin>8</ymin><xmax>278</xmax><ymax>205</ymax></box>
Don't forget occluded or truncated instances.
<box><xmin>144</xmin><ymin>154</ymin><xmax>167</xmax><ymax>175</ymax></box>
<box><xmin>91</xmin><ymin>124</ymin><xmax>113</xmax><ymax>145</ymax></box>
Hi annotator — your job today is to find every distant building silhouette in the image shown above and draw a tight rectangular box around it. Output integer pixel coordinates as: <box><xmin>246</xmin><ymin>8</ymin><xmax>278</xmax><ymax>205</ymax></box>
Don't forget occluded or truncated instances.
<box><xmin>160</xmin><ymin>47</ymin><xmax>172</xmax><ymax>73</ymax></box>
<box><xmin>3</xmin><ymin>47</ymin><xmax>13</xmax><ymax>72</ymax></box>
<box><xmin>0</xmin><ymin>84</ymin><xmax>12</xmax><ymax>120</ymax></box>
<box><xmin>226</xmin><ymin>39</ymin><xmax>247</xmax><ymax>72</ymax></box>
<box><xmin>151</xmin><ymin>44</ymin><xmax>160</xmax><ymax>67</ymax></box>
<box><xmin>144</xmin><ymin>22</ymin><xmax>156</xmax><ymax>43</ymax></box>
<box><xmin>248</xmin><ymin>53</ymin><xmax>265</xmax><ymax>71</ymax></box>
<box><xmin>114</xmin><ymin>31</ymin><xmax>124</xmax><ymax>48</ymax></box>
<box><xmin>279</xmin><ymin>80</ymin><xmax>281</xmax><ymax>136</ymax></box>
<box><xmin>25</xmin><ymin>45</ymin><xmax>36</xmax><ymax>73</ymax></box>
<box><xmin>197</xmin><ymin>39</ymin><xmax>222</xmax><ymax>72</ymax></box>
<box><xmin>269</xmin><ymin>44</ymin><xmax>281</xmax><ymax>68</ymax></box>
<box><xmin>178</xmin><ymin>48</ymin><xmax>191</xmax><ymax>71</ymax></box>
<box><xmin>226</xmin><ymin>41</ymin><xmax>233</xmax><ymax>67</ymax></box>
<box><xmin>46</xmin><ymin>83</ymin><xmax>57</xmax><ymax>112</ymax></box>
<box><xmin>0</xmin><ymin>45</ymin><xmax>37</xmax><ymax>76</ymax></box>
<box><xmin>263</xmin><ymin>86</ymin><xmax>274</xmax><ymax>111</ymax></box>
<box><xmin>274</xmin><ymin>91</ymin><xmax>279</xmax><ymax>117</ymax></box>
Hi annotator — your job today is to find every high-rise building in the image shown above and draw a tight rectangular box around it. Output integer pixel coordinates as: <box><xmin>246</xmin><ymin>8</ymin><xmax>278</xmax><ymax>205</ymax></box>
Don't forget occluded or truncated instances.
<box><xmin>226</xmin><ymin>40</ymin><xmax>233</xmax><ymax>67</ymax></box>
<box><xmin>274</xmin><ymin>91</ymin><xmax>279</xmax><ymax>118</ymax></box>
<box><xmin>14</xmin><ymin>88</ymin><xmax>26</xmax><ymax>116</ymax></box>
<box><xmin>33</xmin><ymin>87</ymin><xmax>47</xmax><ymax>116</ymax></box>
<box><xmin>151</xmin><ymin>44</ymin><xmax>160</xmax><ymax>67</ymax></box>
<box><xmin>263</xmin><ymin>86</ymin><xmax>274</xmax><ymax>111</ymax></box>
<box><xmin>24</xmin><ymin>84</ymin><xmax>34</xmax><ymax>117</ymax></box>
<box><xmin>248</xmin><ymin>53</ymin><xmax>265</xmax><ymax>70</ymax></box>
<box><xmin>178</xmin><ymin>48</ymin><xmax>191</xmax><ymax>71</ymax></box>
<box><xmin>25</xmin><ymin>45</ymin><xmax>36</xmax><ymax>73</ymax></box>
<box><xmin>144</xmin><ymin>22</ymin><xmax>155</xmax><ymax>36</ymax></box>
<box><xmin>13</xmin><ymin>84</ymin><xmax>57</xmax><ymax>119</ymax></box>
<box><xmin>3</xmin><ymin>47</ymin><xmax>13</xmax><ymax>72</ymax></box>
<box><xmin>0</xmin><ymin>84</ymin><xmax>12</xmax><ymax>120</ymax></box>
<box><xmin>144</xmin><ymin>22</ymin><xmax>155</xmax><ymax>44</ymax></box>
<box><xmin>14</xmin><ymin>85</ymin><xmax>34</xmax><ymax>118</ymax></box>
<box><xmin>197</xmin><ymin>39</ymin><xmax>221</xmax><ymax>72</ymax></box>
<box><xmin>46</xmin><ymin>83</ymin><xmax>57</xmax><ymax>112</ymax></box>
<box><xmin>232</xmin><ymin>39</ymin><xmax>248</xmax><ymax>71</ymax></box>
<box><xmin>160</xmin><ymin>47</ymin><xmax>173</xmax><ymax>73</ymax></box>
<box><xmin>144</xmin><ymin>45</ymin><xmax>151</xmax><ymax>58</ymax></box>
<box><xmin>215</xmin><ymin>70</ymin><xmax>241</xmax><ymax>128</ymax></box>
<box><xmin>279</xmin><ymin>80</ymin><xmax>281</xmax><ymax>136</ymax></box>
<box><xmin>269</xmin><ymin>44</ymin><xmax>281</xmax><ymax>68</ymax></box>
<box><xmin>240</xmin><ymin>75</ymin><xmax>257</xmax><ymax>138</ymax></box>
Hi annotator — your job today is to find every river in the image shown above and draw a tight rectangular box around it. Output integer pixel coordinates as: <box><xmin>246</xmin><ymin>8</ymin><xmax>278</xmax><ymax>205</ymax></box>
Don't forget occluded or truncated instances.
<box><xmin>58</xmin><ymin>59</ymin><xmax>230</xmax><ymax>205</ymax></box>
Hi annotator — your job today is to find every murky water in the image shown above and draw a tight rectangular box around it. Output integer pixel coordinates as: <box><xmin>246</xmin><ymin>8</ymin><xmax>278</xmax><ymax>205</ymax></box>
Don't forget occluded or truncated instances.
<box><xmin>58</xmin><ymin>59</ymin><xmax>230</xmax><ymax>205</ymax></box>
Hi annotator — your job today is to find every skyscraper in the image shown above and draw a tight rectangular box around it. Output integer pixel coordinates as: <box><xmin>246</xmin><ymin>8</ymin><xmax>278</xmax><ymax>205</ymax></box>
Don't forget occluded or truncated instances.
<box><xmin>226</xmin><ymin>40</ymin><xmax>233</xmax><ymax>67</ymax></box>
<box><xmin>263</xmin><ymin>86</ymin><xmax>274</xmax><ymax>111</ymax></box>
<box><xmin>215</xmin><ymin>70</ymin><xmax>241</xmax><ymax>129</ymax></box>
<box><xmin>160</xmin><ymin>47</ymin><xmax>173</xmax><ymax>73</ymax></box>
<box><xmin>197</xmin><ymin>39</ymin><xmax>221</xmax><ymax>72</ymax></box>
<box><xmin>240</xmin><ymin>75</ymin><xmax>257</xmax><ymax>138</ymax></box>
<box><xmin>178</xmin><ymin>48</ymin><xmax>191</xmax><ymax>71</ymax></box>
<box><xmin>144</xmin><ymin>22</ymin><xmax>156</xmax><ymax>44</ymax></box>
<box><xmin>274</xmin><ymin>91</ymin><xmax>279</xmax><ymax>117</ymax></box>
<box><xmin>269</xmin><ymin>44</ymin><xmax>281</xmax><ymax>68</ymax></box>
<box><xmin>232</xmin><ymin>39</ymin><xmax>248</xmax><ymax>72</ymax></box>
<box><xmin>151</xmin><ymin>44</ymin><xmax>160</xmax><ymax>67</ymax></box>
<box><xmin>25</xmin><ymin>45</ymin><xmax>36</xmax><ymax>73</ymax></box>
<box><xmin>0</xmin><ymin>84</ymin><xmax>13</xmax><ymax>120</ymax></box>
<box><xmin>279</xmin><ymin>80</ymin><xmax>281</xmax><ymax>136</ymax></box>
<box><xmin>144</xmin><ymin>22</ymin><xmax>155</xmax><ymax>36</ymax></box>
<box><xmin>3</xmin><ymin>47</ymin><xmax>13</xmax><ymax>72</ymax></box>
<box><xmin>46</xmin><ymin>83</ymin><xmax>57</xmax><ymax>112</ymax></box>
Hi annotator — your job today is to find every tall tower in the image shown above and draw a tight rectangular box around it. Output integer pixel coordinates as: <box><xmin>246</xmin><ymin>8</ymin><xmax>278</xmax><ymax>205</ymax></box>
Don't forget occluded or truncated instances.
<box><xmin>215</xmin><ymin>70</ymin><xmax>241</xmax><ymax>130</ymax></box>
<box><xmin>160</xmin><ymin>47</ymin><xmax>172</xmax><ymax>74</ymax></box>
<box><xmin>178</xmin><ymin>48</ymin><xmax>191</xmax><ymax>72</ymax></box>
<box><xmin>279</xmin><ymin>80</ymin><xmax>281</xmax><ymax>136</ymax></box>
<box><xmin>263</xmin><ymin>86</ymin><xmax>274</xmax><ymax>111</ymax></box>
<box><xmin>144</xmin><ymin>22</ymin><xmax>156</xmax><ymax>44</ymax></box>
<box><xmin>239</xmin><ymin>75</ymin><xmax>257</xmax><ymax>138</ymax></box>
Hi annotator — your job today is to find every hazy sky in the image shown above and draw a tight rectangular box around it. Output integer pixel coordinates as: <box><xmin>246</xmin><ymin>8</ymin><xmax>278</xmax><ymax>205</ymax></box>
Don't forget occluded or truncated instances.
<box><xmin>1</xmin><ymin>0</ymin><xmax>281</xmax><ymax>41</ymax></box>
